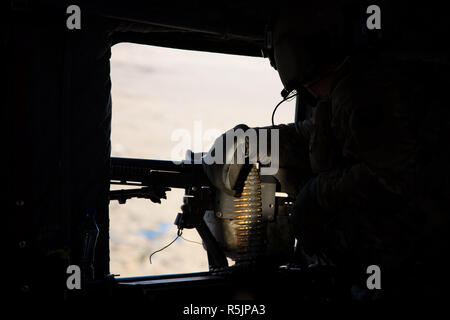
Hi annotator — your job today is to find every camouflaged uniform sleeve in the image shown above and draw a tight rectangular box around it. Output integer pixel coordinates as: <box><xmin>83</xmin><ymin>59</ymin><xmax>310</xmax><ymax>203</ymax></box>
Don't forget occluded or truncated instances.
<box><xmin>315</xmin><ymin>63</ymin><xmax>417</xmax><ymax>211</ymax></box>
<box><xmin>309</xmin><ymin>98</ymin><xmax>340</xmax><ymax>174</ymax></box>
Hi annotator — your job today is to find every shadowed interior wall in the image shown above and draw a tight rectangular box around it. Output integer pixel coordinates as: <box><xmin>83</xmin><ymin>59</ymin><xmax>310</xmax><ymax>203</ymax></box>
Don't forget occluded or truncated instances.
<box><xmin>4</xmin><ymin>7</ymin><xmax>112</xmax><ymax>298</ymax></box>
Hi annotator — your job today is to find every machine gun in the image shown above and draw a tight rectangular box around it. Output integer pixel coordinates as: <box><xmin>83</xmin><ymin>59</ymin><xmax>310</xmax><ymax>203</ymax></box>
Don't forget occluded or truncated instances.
<box><xmin>110</xmin><ymin>155</ymin><xmax>209</xmax><ymax>204</ymax></box>
<box><xmin>110</xmin><ymin>152</ymin><xmax>296</xmax><ymax>271</ymax></box>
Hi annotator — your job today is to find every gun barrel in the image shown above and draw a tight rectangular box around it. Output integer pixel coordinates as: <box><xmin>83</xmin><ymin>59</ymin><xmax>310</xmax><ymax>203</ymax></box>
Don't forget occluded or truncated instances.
<box><xmin>110</xmin><ymin>157</ymin><xmax>210</xmax><ymax>189</ymax></box>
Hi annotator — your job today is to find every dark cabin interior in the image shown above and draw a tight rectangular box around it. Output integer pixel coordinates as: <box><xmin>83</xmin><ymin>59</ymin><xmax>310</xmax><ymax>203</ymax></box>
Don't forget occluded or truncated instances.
<box><xmin>3</xmin><ymin>0</ymin><xmax>450</xmax><ymax>309</ymax></box>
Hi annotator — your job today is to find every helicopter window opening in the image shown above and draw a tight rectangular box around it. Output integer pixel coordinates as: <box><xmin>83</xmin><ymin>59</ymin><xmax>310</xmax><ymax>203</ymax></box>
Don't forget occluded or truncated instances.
<box><xmin>109</xmin><ymin>42</ymin><xmax>296</xmax><ymax>277</ymax></box>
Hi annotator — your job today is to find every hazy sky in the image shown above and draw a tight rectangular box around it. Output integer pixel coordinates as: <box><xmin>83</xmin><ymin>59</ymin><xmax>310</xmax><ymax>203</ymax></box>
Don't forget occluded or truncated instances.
<box><xmin>109</xmin><ymin>43</ymin><xmax>296</xmax><ymax>277</ymax></box>
<box><xmin>110</xmin><ymin>43</ymin><xmax>296</xmax><ymax>159</ymax></box>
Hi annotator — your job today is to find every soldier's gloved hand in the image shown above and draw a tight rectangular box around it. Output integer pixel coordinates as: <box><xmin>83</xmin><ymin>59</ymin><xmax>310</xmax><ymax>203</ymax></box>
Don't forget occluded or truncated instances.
<box><xmin>203</xmin><ymin>124</ymin><xmax>251</xmax><ymax>196</ymax></box>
